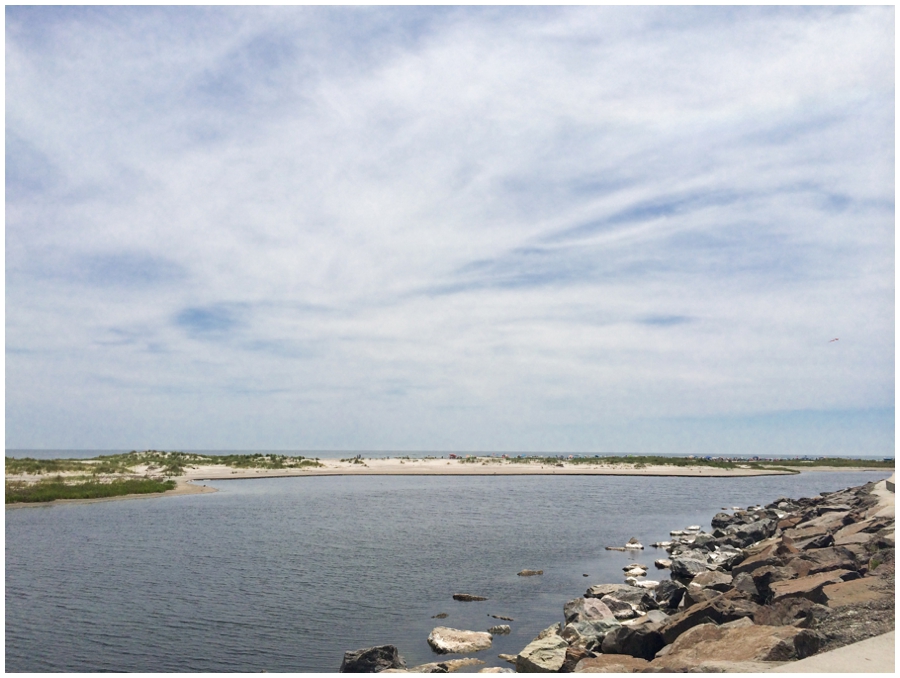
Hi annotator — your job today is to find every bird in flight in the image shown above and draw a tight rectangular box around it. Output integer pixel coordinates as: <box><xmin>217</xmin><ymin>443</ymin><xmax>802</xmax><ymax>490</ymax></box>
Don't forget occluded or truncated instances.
<box><xmin>829</xmin><ymin>338</ymin><xmax>839</xmax><ymax>342</ymax></box>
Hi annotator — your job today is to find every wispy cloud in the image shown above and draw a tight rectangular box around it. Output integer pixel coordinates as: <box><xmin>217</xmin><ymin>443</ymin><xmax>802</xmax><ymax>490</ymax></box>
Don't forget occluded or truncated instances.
<box><xmin>6</xmin><ymin>6</ymin><xmax>893</xmax><ymax>453</ymax></box>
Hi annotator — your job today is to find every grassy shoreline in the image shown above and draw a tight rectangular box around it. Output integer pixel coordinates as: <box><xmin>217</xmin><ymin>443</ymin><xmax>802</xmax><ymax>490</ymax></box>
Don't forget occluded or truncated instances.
<box><xmin>6</xmin><ymin>477</ymin><xmax>177</xmax><ymax>504</ymax></box>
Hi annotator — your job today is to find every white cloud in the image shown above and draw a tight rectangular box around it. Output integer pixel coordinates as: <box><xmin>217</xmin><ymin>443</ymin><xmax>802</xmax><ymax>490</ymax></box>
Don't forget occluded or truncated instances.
<box><xmin>5</xmin><ymin>6</ymin><xmax>894</xmax><ymax>453</ymax></box>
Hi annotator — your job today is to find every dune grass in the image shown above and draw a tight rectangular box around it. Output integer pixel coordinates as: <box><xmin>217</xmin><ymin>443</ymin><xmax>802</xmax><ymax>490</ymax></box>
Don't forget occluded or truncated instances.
<box><xmin>5</xmin><ymin>450</ymin><xmax>323</xmax><ymax>477</ymax></box>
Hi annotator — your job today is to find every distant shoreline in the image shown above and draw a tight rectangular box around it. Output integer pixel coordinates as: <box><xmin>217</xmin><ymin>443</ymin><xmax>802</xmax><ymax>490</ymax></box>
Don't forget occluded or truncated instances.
<box><xmin>6</xmin><ymin>455</ymin><xmax>893</xmax><ymax>509</ymax></box>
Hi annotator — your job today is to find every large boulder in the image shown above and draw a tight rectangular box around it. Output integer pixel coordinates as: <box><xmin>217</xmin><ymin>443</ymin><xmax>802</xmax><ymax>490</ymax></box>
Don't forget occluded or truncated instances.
<box><xmin>731</xmin><ymin>544</ymin><xmax>781</xmax><ymax>577</ymax></box>
<box><xmin>654</xmin><ymin>579</ymin><xmax>686</xmax><ymax>610</ymax></box>
<box><xmin>732</xmin><ymin>519</ymin><xmax>778</xmax><ymax>547</ymax></box>
<box><xmin>600</xmin><ymin>624</ymin><xmax>665</xmax><ymax>660</ymax></box>
<box><xmin>769</xmin><ymin>570</ymin><xmax>853</xmax><ymax>605</ymax></box>
<box><xmin>670</xmin><ymin>552</ymin><xmax>709</xmax><ymax>579</ymax></box>
<box><xmin>427</xmin><ymin>627</ymin><xmax>492</xmax><ymax>654</ymax></box>
<box><xmin>648</xmin><ymin>621</ymin><xmax>805</xmax><ymax>671</ymax></box>
<box><xmin>787</xmin><ymin>546</ymin><xmax>858</xmax><ymax>577</ymax></box>
<box><xmin>563</xmin><ymin>597</ymin><xmax>616</xmax><ymax>624</ymax></box>
<box><xmin>711</xmin><ymin>512</ymin><xmax>736</xmax><ymax>529</ymax></box>
<box><xmin>753</xmin><ymin>597</ymin><xmax>831</xmax><ymax>628</ymax></box>
<box><xmin>585</xmin><ymin>583</ymin><xmax>632</xmax><ymax>599</ymax></box>
<box><xmin>561</xmin><ymin>619</ymin><xmax>621</xmax><ymax>649</ymax></box>
<box><xmin>658</xmin><ymin>590</ymin><xmax>760</xmax><ymax>644</ymax></box>
<box><xmin>515</xmin><ymin>635</ymin><xmax>568</xmax><ymax>673</ymax></box>
<box><xmin>340</xmin><ymin>645</ymin><xmax>407</xmax><ymax>673</ymax></box>
<box><xmin>689</xmin><ymin>570</ymin><xmax>733</xmax><ymax>592</ymax></box>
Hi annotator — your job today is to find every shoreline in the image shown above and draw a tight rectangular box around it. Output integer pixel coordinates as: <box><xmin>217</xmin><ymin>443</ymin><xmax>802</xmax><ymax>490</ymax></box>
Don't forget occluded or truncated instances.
<box><xmin>5</xmin><ymin>478</ymin><xmax>216</xmax><ymax>509</ymax></box>
<box><xmin>6</xmin><ymin>458</ymin><xmax>892</xmax><ymax>508</ymax></box>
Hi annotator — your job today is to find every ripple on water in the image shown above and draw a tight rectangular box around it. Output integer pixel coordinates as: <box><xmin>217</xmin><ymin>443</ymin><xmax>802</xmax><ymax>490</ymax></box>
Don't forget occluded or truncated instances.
<box><xmin>6</xmin><ymin>471</ymin><xmax>887</xmax><ymax>672</ymax></box>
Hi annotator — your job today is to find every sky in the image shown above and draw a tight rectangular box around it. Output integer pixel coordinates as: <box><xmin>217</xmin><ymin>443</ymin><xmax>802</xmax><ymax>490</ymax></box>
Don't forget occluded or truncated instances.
<box><xmin>5</xmin><ymin>6</ymin><xmax>895</xmax><ymax>456</ymax></box>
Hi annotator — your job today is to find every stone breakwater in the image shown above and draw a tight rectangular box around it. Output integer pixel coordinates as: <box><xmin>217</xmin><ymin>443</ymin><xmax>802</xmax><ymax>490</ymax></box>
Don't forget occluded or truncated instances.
<box><xmin>338</xmin><ymin>478</ymin><xmax>895</xmax><ymax>673</ymax></box>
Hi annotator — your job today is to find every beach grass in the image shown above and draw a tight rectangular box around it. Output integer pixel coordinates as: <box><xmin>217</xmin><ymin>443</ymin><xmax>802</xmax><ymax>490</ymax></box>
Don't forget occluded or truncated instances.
<box><xmin>5</xmin><ymin>450</ymin><xmax>324</xmax><ymax>477</ymax></box>
<box><xmin>6</xmin><ymin>477</ymin><xmax>177</xmax><ymax>504</ymax></box>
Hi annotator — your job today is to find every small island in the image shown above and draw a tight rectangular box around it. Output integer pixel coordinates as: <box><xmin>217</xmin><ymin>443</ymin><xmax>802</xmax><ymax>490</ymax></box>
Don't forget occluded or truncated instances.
<box><xmin>5</xmin><ymin>451</ymin><xmax>893</xmax><ymax>507</ymax></box>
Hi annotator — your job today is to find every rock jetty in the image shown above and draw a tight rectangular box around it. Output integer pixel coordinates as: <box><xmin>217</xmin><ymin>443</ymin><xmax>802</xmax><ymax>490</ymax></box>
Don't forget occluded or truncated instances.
<box><xmin>339</xmin><ymin>476</ymin><xmax>894</xmax><ymax>672</ymax></box>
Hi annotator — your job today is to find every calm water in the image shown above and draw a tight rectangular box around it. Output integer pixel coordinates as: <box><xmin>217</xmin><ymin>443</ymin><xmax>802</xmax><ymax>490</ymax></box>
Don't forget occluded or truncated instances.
<box><xmin>5</xmin><ymin>470</ymin><xmax>889</xmax><ymax>672</ymax></box>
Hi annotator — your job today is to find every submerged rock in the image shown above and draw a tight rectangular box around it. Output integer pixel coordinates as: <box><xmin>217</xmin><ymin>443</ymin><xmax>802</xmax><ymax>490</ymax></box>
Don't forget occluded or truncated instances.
<box><xmin>340</xmin><ymin>645</ymin><xmax>406</xmax><ymax>673</ymax></box>
<box><xmin>452</xmin><ymin>594</ymin><xmax>487</xmax><ymax>602</ymax></box>
<box><xmin>427</xmin><ymin>627</ymin><xmax>492</xmax><ymax>654</ymax></box>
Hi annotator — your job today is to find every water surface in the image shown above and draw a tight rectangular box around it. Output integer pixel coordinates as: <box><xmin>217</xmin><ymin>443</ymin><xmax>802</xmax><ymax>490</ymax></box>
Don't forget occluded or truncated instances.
<box><xmin>5</xmin><ymin>470</ymin><xmax>888</xmax><ymax>672</ymax></box>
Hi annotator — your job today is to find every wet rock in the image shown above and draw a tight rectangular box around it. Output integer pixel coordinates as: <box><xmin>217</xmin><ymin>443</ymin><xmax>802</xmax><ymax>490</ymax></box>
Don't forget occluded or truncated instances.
<box><xmin>517</xmin><ymin>569</ymin><xmax>543</xmax><ymax>576</ymax></box>
<box><xmin>432</xmin><ymin>613</ymin><xmax>448</xmax><ymax>619</ymax></box>
<box><xmin>427</xmin><ymin>627</ymin><xmax>493</xmax><ymax>654</ymax></box>
<box><xmin>654</xmin><ymin>559</ymin><xmax>672</xmax><ymax>569</ymax></box>
<box><xmin>515</xmin><ymin>635</ymin><xmax>568</xmax><ymax>673</ymax></box>
<box><xmin>497</xmin><ymin>654</ymin><xmax>517</xmax><ymax>664</ymax></box>
<box><xmin>453</xmin><ymin>594</ymin><xmax>487</xmax><ymax>602</ymax></box>
<box><xmin>487</xmin><ymin>625</ymin><xmax>510</xmax><ymax>635</ymax></box>
<box><xmin>340</xmin><ymin>645</ymin><xmax>407</xmax><ymax>673</ymax></box>
<box><xmin>563</xmin><ymin>597</ymin><xmax>616</xmax><ymax>624</ymax></box>
<box><xmin>490</xmin><ymin>615</ymin><xmax>514</xmax><ymax>621</ymax></box>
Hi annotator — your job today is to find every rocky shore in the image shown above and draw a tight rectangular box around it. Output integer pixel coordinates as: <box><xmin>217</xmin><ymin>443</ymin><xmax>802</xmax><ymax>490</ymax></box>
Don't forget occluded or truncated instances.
<box><xmin>339</xmin><ymin>476</ymin><xmax>894</xmax><ymax>673</ymax></box>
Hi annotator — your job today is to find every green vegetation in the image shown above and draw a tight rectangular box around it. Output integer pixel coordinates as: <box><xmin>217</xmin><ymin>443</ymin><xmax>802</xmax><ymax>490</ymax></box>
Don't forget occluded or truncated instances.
<box><xmin>5</xmin><ymin>450</ymin><xmax>323</xmax><ymax>477</ymax></box>
<box><xmin>6</xmin><ymin>477</ymin><xmax>176</xmax><ymax>504</ymax></box>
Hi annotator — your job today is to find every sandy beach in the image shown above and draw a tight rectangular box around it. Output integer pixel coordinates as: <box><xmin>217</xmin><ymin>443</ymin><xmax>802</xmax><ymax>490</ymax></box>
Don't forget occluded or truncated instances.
<box><xmin>7</xmin><ymin>457</ymin><xmax>892</xmax><ymax>509</ymax></box>
<box><xmin>178</xmin><ymin>457</ymin><xmax>884</xmax><ymax>482</ymax></box>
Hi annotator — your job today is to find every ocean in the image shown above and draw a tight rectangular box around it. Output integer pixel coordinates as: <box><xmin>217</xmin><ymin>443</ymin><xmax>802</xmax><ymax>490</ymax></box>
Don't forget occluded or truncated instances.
<box><xmin>5</xmin><ymin>469</ymin><xmax>889</xmax><ymax>672</ymax></box>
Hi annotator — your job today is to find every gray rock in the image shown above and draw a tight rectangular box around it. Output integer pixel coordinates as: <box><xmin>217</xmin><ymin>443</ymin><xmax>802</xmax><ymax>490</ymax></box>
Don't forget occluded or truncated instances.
<box><xmin>585</xmin><ymin>583</ymin><xmax>633</xmax><ymax>599</ymax></box>
<box><xmin>515</xmin><ymin>635</ymin><xmax>568</xmax><ymax>673</ymax></box>
<box><xmin>340</xmin><ymin>645</ymin><xmax>407</xmax><ymax>673</ymax></box>
<box><xmin>561</xmin><ymin>619</ymin><xmax>621</xmax><ymax>648</ymax></box>
<box><xmin>600</xmin><ymin>625</ymin><xmax>665</xmax><ymax>660</ymax></box>
<box><xmin>517</xmin><ymin>569</ymin><xmax>543</xmax><ymax>576</ymax></box>
<box><xmin>732</xmin><ymin>572</ymin><xmax>760</xmax><ymax>599</ymax></box>
<box><xmin>670</xmin><ymin>553</ymin><xmax>710</xmax><ymax>579</ymax></box>
<box><xmin>452</xmin><ymin>594</ymin><xmax>487</xmax><ymax>602</ymax></box>
<box><xmin>690</xmin><ymin>570</ymin><xmax>733</xmax><ymax>592</ymax></box>
<box><xmin>563</xmin><ymin>597</ymin><xmax>615</xmax><ymax>624</ymax></box>
<box><xmin>655</xmin><ymin>579</ymin><xmax>686</xmax><ymax>609</ymax></box>
<box><xmin>487</xmin><ymin>625</ymin><xmax>510</xmax><ymax>635</ymax></box>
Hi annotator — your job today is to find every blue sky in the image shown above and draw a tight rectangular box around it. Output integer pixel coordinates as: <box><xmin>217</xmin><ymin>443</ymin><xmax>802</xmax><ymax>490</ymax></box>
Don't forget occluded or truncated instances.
<box><xmin>6</xmin><ymin>6</ymin><xmax>894</xmax><ymax>455</ymax></box>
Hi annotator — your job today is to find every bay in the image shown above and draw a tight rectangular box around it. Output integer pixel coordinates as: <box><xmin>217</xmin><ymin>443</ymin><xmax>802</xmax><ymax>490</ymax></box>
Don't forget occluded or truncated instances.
<box><xmin>5</xmin><ymin>470</ymin><xmax>888</xmax><ymax>672</ymax></box>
